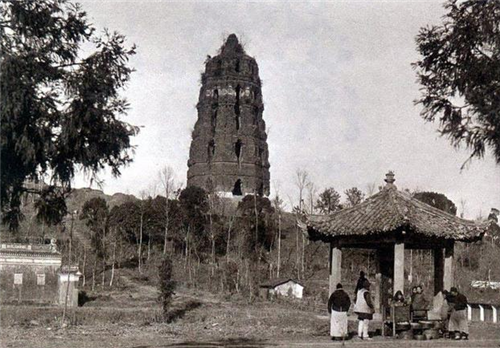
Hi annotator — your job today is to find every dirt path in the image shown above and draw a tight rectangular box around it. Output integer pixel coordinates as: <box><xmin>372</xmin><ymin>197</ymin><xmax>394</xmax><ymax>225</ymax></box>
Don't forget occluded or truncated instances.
<box><xmin>2</xmin><ymin>328</ymin><xmax>500</xmax><ymax>348</ymax></box>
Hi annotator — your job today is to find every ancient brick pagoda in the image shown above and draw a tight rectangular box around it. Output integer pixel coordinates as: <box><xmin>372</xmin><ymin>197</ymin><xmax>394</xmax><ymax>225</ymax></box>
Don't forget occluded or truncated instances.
<box><xmin>187</xmin><ymin>34</ymin><xmax>270</xmax><ymax>197</ymax></box>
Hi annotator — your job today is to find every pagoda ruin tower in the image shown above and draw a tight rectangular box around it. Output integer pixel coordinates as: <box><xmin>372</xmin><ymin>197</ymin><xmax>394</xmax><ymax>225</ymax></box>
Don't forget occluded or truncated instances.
<box><xmin>187</xmin><ymin>34</ymin><xmax>270</xmax><ymax>196</ymax></box>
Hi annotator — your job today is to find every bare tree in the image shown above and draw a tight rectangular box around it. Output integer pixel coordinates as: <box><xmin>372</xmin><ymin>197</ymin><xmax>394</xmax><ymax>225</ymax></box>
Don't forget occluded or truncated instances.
<box><xmin>109</xmin><ymin>226</ymin><xmax>118</xmax><ymax>287</ymax></box>
<box><xmin>138</xmin><ymin>190</ymin><xmax>149</xmax><ymax>273</ymax></box>
<box><xmin>366</xmin><ymin>182</ymin><xmax>377</xmax><ymax>197</ymax></box>
<box><xmin>272</xmin><ymin>192</ymin><xmax>284</xmax><ymax>278</ymax></box>
<box><xmin>207</xmin><ymin>192</ymin><xmax>218</xmax><ymax>274</ymax></box>
<box><xmin>459</xmin><ymin>198</ymin><xmax>467</xmax><ymax>219</ymax></box>
<box><xmin>295</xmin><ymin>169</ymin><xmax>309</xmax><ymax>212</ymax></box>
<box><xmin>303</xmin><ymin>180</ymin><xmax>317</xmax><ymax>274</ymax></box>
<box><xmin>306</xmin><ymin>181</ymin><xmax>317</xmax><ymax>215</ymax></box>
<box><xmin>294</xmin><ymin>168</ymin><xmax>309</xmax><ymax>279</ymax></box>
<box><xmin>159</xmin><ymin>166</ymin><xmax>176</xmax><ymax>254</ymax></box>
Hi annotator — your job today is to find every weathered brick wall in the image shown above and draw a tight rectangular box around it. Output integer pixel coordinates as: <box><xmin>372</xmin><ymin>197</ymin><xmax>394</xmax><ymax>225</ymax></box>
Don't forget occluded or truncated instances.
<box><xmin>187</xmin><ymin>34</ymin><xmax>270</xmax><ymax>196</ymax></box>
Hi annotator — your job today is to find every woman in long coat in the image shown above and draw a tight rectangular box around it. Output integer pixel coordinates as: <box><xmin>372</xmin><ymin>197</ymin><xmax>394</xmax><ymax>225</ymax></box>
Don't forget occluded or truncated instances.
<box><xmin>328</xmin><ymin>283</ymin><xmax>351</xmax><ymax>340</ymax></box>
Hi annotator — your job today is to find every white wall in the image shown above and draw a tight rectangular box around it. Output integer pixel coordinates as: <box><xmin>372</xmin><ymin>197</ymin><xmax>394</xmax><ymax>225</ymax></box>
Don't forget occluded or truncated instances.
<box><xmin>270</xmin><ymin>281</ymin><xmax>303</xmax><ymax>299</ymax></box>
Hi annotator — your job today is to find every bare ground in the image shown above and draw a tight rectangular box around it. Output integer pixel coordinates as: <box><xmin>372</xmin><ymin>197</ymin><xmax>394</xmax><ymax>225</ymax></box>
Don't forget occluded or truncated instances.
<box><xmin>2</xmin><ymin>272</ymin><xmax>499</xmax><ymax>348</ymax></box>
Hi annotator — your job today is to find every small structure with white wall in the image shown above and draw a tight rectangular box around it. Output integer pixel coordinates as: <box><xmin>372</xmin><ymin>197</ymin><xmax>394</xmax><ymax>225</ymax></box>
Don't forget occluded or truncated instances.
<box><xmin>0</xmin><ymin>241</ymin><xmax>80</xmax><ymax>306</ymax></box>
<box><xmin>259</xmin><ymin>278</ymin><xmax>304</xmax><ymax>299</ymax></box>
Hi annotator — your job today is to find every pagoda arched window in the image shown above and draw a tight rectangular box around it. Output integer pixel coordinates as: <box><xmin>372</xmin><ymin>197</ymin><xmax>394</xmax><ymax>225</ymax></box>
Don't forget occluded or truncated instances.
<box><xmin>208</xmin><ymin>139</ymin><xmax>215</xmax><ymax>161</ymax></box>
<box><xmin>235</xmin><ymin>85</ymin><xmax>241</xmax><ymax>130</ymax></box>
<box><xmin>232</xmin><ymin>179</ymin><xmax>243</xmax><ymax>196</ymax></box>
<box><xmin>235</xmin><ymin>139</ymin><xmax>243</xmax><ymax>161</ymax></box>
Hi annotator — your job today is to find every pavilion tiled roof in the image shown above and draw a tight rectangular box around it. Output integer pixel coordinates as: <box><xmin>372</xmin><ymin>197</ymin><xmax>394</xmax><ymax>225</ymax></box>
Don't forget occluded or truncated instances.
<box><xmin>302</xmin><ymin>172</ymin><xmax>491</xmax><ymax>242</ymax></box>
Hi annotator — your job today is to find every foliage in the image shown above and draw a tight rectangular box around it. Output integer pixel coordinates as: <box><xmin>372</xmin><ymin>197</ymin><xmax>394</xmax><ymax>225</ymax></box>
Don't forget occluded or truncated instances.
<box><xmin>315</xmin><ymin>187</ymin><xmax>342</xmax><ymax>214</ymax></box>
<box><xmin>80</xmin><ymin>197</ymin><xmax>109</xmax><ymax>257</ymax></box>
<box><xmin>237</xmin><ymin>195</ymin><xmax>276</xmax><ymax>254</ymax></box>
<box><xmin>158</xmin><ymin>255</ymin><xmax>176</xmax><ymax>318</ymax></box>
<box><xmin>0</xmin><ymin>0</ymin><xmax>138</xmax><ymax>231</ymax></box>
<box><xmin>108</xmin><ymin>201</ymin><xmax>140</xmax><ymax>244</ymax></box>
<box><xmin>34</xmin><ymin>186</ymin><xmax>68</xmax><ymax>226</ymax></box>
<box><xmin>413</xmin><ymin>191</ymin><xmax>458</xmax><ymax>215</ymax></box>
<box><xmin>414</xmin><ymin>0</ymin><xmax>500</xmax><ymax>165</ymax></box>
<box><xmin>178</xmin><ymin>186</ymin><xmax>209</xmax><ymax>251</ymax></box>
<box><xmin>344</xmin><ymin>187</ymin><xmax>365</xmax><ymax>208</ymax></box>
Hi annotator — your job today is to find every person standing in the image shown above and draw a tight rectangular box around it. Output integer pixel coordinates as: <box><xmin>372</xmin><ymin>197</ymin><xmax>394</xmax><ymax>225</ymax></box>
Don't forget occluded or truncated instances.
<box><xmin>448</xmin><ymin>287</ymin><xmax>469</xmax><ymax>340</ymax></box>
<box><xmin>328</xmin><ymin>283</ymin><xmax>351</xmax><ymax>340</ymax></box>
<box><xmin>353</xmin><ymin>279</ymin><xmax>374</xmax><ymax>340</ymax></box>
<box><xmin>355</xmin><ymin>271</ymin><xmax>367</xmax><ymax>294</ymax></box>
<box><xmin>441</xmin><ymin>290</ymin><xmax>452</xmax><ymax>338</ymax></box>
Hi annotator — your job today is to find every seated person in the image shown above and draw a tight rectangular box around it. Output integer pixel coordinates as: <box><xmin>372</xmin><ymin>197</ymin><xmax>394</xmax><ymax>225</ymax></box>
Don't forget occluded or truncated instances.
<box><xmin>390</xmin><ymin>290</ymin><xmax>407</xmax><ymax>307</ymax></box>
<box><xmin>411</xmin><ymin>285</ymin><xmax>429</xmax><ymax>319</ymax></box>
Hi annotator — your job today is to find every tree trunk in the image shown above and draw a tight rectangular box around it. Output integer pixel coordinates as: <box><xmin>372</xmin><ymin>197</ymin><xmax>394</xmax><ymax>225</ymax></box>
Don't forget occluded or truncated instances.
<box><xmin>102</xmin><ymin>227</ymin><xmax>106</xmax><ymax>287</ymax></box>
<box><xmin>92</xmin><ymin>258</ymin><xmax>97</xmax><ymax>292</ymax></box>
<box><xmin>109</xmin><ymin>241</ymin><xmax>116</xmax><ymax>287</ymax></box>
<box><xmin>138</xmin><ymin>213</ymin><xmax>143</xmax><ymax>273</ymax></box>
<box><xmin>296</xmin><ymin>226</ymin><xmax>300</xmax><ymax>279</ymax></box>
<box><xmin>163</xmin><ymin>199</ymin><xmax>170</xmax><ymax>255</ymax></box>
<box><xmin>101</xmin><ymin>258</ymin><xmax>105</xmax><ymax>288</ymax></box>
<box><xmin>185</xmin><ymin>227</ymin><xmax>189</xmax><ymax>269</ymax></box>
<box><xmin>118</xmin><ymin>236</ymin><xmax>122</xmax><ymax>269</ymax></box>
<box><xmin>253</xmin><ymin>194</ymin><xmax>259</xmax><ymax>255</ymax></box>
<box><xmin>226</xmin><ymin>216</ymin><xmax>233</xmax><ymax>262</ymax></box>
<box><xmin>210</xmin><ymin>210</ymin><xmax>215</xmax><ymax>276</ymax></box>
<box><xmin>277</xmin><ymin>213</ymin><xmax>281</xmax><ymax>278</ymax></box>
<box><xmin>301</xmin><ymin>235</ymin><xmax>305</xmax><ymax>276</ymax></box>
<box><xmin>147</xmin><ymin>237</ymin><xmax>151</xmax><ymax>262</ymax></box>
<box><xmin>82</xmin><ymin>247</ymin><xmax>87</xmax><ymax>287</ymax></box>
<box><xmin>62</xmin><ymin>214</ymin><xmax>74</xmax><ymax>326</ymax></box>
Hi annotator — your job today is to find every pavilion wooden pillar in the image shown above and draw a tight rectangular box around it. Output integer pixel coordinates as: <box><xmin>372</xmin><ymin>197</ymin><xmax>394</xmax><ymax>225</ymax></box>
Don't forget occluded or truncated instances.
<box><xmin>329</xmin><ymin>241</ymin><xmax>342</xmax><ymax>296</ymax></box>
<box><xmin>394</xmin><ymin>241</ymin><xmax>405</xmax><ymax>295</ymax></box>
<box><xmin>444</xmin><ymin>242</ymin><xmax>455</xmax><ymax>291</ymax></box>
<box><xmin>374</xmin><ymin>250</ymin><xmax>382</xmax><ymax>315</ymax></box>
<box><xmin>433</xmin><ymin>248</ymin><xmax>444</xmax><ymax>295</ymax></box>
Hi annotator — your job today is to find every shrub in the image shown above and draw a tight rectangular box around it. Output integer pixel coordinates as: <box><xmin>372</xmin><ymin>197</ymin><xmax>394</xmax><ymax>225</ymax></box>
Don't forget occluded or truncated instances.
<box><xmin>158</xmin><ymin>255</ymin><xmax>176</xmax><ymax>318</ymax></box>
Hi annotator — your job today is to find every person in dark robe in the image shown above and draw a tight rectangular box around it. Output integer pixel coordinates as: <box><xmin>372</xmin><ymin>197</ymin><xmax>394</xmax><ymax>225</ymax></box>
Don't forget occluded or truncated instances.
<box><xmin>328</xmin><ymin>283</ymin><xmax>351</xmax><ymax>340</ymax></box>
<box><xmin>411</xmin><ymin>285</ymin><xmax>429</xmax><ymax>319</ymax></box>
<box><xmin>448</xmin><ymin>287</ymin><xmax>469</xmax><ymax>340</ymax></box>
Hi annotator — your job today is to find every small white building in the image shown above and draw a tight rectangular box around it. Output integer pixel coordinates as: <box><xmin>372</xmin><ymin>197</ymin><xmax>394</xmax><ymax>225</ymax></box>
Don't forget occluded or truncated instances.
<box><xmin>259</xmin><ymin>278</ymin><xmax>304</xmax><ymax>299</ymax></box>
<box><xmin>0</xmin><ymin>241</ymin><xmax>81</xmax><ymax>307</ymax></box>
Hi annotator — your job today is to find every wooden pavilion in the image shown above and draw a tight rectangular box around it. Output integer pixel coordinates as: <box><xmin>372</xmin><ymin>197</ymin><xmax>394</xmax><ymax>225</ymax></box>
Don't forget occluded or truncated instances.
<box><xmin>300</xmin><ymin>172</ymin><xmax>491</xmax><ymax>318</ymax></box>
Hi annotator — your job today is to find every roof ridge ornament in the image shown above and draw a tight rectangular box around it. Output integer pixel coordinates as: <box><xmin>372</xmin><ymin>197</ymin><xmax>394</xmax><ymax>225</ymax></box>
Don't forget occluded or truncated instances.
<box><xmin>384</xmin><ymin>171</ymin><xmax>397</xmax><ymax>190</ymax></box>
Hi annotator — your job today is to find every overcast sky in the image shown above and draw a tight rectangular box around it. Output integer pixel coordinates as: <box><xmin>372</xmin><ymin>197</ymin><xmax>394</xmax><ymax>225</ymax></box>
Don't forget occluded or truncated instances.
<box><xmin>75</xmin><ymin>0</ymin><xmax>500</xmax><ymax>219</ymax></box>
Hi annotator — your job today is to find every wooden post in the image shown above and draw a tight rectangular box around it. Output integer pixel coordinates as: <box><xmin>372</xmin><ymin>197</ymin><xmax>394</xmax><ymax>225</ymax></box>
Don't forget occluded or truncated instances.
<box><xmin>433</xmin><ymin>248</ymin><xmax>444</xmax><ymax>295</ymax></box>
<box><xmin>433</xmin><ymin>248</ymin><xmax>445</xmax><ymax>312</ymax></box>
<box><xmin>393</xmin><ymin>241</ymin><xmax>405</xmax><ymax>295</ymax></box>
<box><xmin>329</xmin><ymin>241</ymin><xmax>342</xmax><ymax>296</ymax></box>
<box><xmin>374</xmin><ymin>251</ymin><xmax>382</xmax><ymax>314</ymax></box>
<box><xmin>444</xmin><ymin>242</ymin><xmax>454</xmax><ymax>291</ymax></box>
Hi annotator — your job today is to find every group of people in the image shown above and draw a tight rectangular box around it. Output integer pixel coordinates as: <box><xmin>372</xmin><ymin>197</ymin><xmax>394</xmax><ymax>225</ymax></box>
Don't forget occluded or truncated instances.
<box><xmin>390</xmin><ymin>285</ymin><xmax>429</xmax><ymax>313</ymax></box>
<box><xmin>327</xmin><ymin>271</ymin><xmax>470</xmax><ymax>341</ymax></box>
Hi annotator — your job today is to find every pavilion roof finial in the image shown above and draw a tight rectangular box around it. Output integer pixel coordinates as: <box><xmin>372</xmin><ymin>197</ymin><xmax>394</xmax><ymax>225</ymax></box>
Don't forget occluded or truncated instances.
<box><xmin>384</xmin><ymin>171</ymin><xmax>397</xmax><ymax>190</ymax></box>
